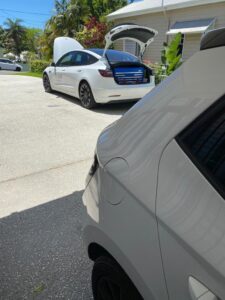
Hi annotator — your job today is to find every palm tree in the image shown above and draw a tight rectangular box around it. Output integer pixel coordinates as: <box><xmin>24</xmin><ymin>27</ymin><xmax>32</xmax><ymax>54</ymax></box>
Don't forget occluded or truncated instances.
<box><xmin>4</xmin><ymin>18</ymin><xmax>25</xmax><ymax>55</ymax></box>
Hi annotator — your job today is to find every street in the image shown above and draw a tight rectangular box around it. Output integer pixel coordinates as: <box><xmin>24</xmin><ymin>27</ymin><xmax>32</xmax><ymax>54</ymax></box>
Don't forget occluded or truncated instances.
<box><xmin>0</xmin><ymin>75</ymin><xmax>133</xmax><ymax>299</ymax></box>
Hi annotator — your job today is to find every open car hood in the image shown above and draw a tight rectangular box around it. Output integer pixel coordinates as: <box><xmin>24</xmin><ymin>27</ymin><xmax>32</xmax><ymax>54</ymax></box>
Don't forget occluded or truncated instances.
<box><xmin>53</xmin><ymin>37</ymin><xmax>83</xmax><ymax>63</ymax></box>
<box><xmin>104</xmin><ymin>24</ymin><xmax>158</xmax><ymax>59</ymax></box>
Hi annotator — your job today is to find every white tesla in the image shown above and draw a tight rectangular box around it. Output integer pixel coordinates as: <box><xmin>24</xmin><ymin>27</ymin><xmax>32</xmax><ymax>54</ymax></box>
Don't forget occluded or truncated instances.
<box><xmin>83</xmin><ymin>27</ymin><xmax>225</xmax><ymax>299</ymax></box>
<box><xmin>43</xmin><ymin>24</ymin><xmax>157</xmax><ymax>109</ymax></box>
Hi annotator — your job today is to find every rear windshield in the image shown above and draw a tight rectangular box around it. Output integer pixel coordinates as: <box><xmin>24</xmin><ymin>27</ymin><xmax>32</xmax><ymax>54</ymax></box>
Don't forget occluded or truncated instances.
<box><xmin>89</xmin><ymin>49</ymin><xmax>139</xmax><ymax>63</ymax></box>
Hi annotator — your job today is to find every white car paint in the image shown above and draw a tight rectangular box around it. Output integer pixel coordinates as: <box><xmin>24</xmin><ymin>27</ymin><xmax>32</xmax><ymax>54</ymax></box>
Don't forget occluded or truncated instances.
<box><xmin>43</xmin><ymin>24</ymin><xmax>157</xmax><ymax>108</ymax></box>
<box><xmin>0</xmin><ymin>58</ymin><xmax>22</xmax><ymax>71</ymax></box>
<box><xmin>83</xmin><ymin>28</ymin><xmax>225</xmax><ymax>300</ymax></box>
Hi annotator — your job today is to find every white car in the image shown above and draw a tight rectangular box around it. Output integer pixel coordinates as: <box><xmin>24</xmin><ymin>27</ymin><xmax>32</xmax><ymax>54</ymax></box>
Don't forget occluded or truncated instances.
<box><xmin>43</xmin><ymin>24</ymin><xmax>157</xmax><ymax>109</ymax></box>
<box><xmin>83</xmin><ymin>27</ymin><xmax>225</xmax><ymax>300</ymax></box>
<box><xmin>0</xmin><ymin>58</ymin><xmax>22</xmax><ymax>71</ymax></box>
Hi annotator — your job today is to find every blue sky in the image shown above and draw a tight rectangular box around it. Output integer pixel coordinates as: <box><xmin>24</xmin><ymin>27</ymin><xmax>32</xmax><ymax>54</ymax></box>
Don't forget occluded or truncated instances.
<box><xmin>0</xmin><ymin>0</ymin><xmax>141</xmax><ymax>29</ymax></box>
<box><xmin>0</xmin><ymin>0</ymin><xmax>55</xmax><ymax>28</ymax></box>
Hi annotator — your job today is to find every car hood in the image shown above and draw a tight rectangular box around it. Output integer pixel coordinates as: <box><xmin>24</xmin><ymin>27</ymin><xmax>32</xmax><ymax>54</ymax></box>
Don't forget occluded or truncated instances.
<box><xmin>104</xmin><ymin>24</ymin><xmax>158</xmax><ymax>58</ymax></box>
<box><xmin>53</xmin><ymin>37</ymin><xmax>84</xmax><ymax>63</ymax></box>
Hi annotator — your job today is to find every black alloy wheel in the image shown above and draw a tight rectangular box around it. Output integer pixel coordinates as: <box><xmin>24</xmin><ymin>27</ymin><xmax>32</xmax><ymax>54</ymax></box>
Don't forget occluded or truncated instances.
<box><xmin>92</xmin><ymin>256</ymin><xmax>143</xmax><ymax>300</ymax></box>
<box><xmin>79</xmin><ymin>81</ymin><xmax>96</xmax><ymax>109</ymax></box>
<box><xmin>43</xmin><ymin>74</ymin><xmax>53</xmax><ymax>93</ymax></box>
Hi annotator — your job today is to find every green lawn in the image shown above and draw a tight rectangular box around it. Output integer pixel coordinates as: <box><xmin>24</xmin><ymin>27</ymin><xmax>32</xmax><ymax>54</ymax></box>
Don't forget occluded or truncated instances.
<box><xmin>15</xmin><ymin>72</ymin><xmax>43</xmax><ymax>78</ymax></box>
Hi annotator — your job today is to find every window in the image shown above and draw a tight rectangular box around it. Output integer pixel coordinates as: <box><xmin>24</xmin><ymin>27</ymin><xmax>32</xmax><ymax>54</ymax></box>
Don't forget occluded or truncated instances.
<box><xmin>177</xmin><ymin>95</ymin><xmax>225</xmax><ymax>198</ymax></box>
<box><xmin>123</xmin><ymin>40</ymin><xmax>140</xmax><ymax>57</ymax></box>
<box><xmin>57</xmin><ymin>52</ymin><xmax>74</xmax><ymax>67</ymax></box>
<box><xmin>71</xmin><ymin>52</ymin><xmax>98</xmax><ymax>66</ymax></box>
<box><xmin>57</xmin><ymin>51</ymin><xmax>97</xmax><ymax>67</ymax></box>
<box><xmin>89</xmin><ymin>49</ymin><xmax>139</xmax><ymax>64</ymax></box>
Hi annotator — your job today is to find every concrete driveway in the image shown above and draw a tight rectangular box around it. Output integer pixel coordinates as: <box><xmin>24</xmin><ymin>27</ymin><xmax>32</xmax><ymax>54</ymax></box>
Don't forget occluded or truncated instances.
<box><xmin>0</xmin><ymin>75</ymin><xmax>133</xmax><ymax>299</ymax></box>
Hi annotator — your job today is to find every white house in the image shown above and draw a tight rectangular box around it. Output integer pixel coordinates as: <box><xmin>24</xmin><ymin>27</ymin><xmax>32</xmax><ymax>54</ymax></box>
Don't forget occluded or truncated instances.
<box><xmin>108</xmin><ymin>0</ymin><xmax>225</xmax><ymax>63</ymax></box>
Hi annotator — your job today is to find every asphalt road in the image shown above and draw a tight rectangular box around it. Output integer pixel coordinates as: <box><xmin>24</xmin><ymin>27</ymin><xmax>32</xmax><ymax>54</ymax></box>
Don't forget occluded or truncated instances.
<box><xmin>0</xmin><ymin>75</ymin><xmax>133</xmax><ymax>299</ymax></box>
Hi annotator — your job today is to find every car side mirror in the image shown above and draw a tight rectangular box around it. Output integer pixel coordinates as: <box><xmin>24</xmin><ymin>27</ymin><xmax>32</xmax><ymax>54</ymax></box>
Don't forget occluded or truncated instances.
<box><xmin>51</xmin><ymin>62</ymin><xmax>56</xmax><ymax>67</ymax></box>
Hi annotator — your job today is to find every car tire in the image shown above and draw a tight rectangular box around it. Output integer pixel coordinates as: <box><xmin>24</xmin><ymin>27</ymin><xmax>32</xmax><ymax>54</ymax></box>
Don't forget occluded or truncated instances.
<box><xmin>79</xmin><ymin>81</ymin><xmax>96</xmax><ymax>109</ymax></box>
<box><xmin>43</xmin><ymin>74</ymin><xmax>53</xmax><ymax>93</ymax></box>
<box><xmin>16</xmin><ymin>67</ymin><xmax>21</xmax><ymax>72</ymax></box>
<box><xmin>92</xmin><ymin>256</ymin><xmax>143</xmax><ymax>300</ymax></box>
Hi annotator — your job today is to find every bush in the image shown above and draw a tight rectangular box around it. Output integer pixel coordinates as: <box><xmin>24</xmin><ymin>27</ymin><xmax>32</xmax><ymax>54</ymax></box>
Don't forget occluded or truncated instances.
<box><xmin>30</xmin><ymin>60</ymin><xmax>50</xmax><ymax>73</ymax></box>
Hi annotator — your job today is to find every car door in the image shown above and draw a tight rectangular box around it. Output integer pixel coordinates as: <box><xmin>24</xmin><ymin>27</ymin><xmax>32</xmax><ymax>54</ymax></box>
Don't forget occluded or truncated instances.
<box><xmin>5</xmin><ymin>60</ymin><xmax>15</xmax><ymax>70</ymax></box>
<box><xmin>53</xmin><ymin>52</ymin><xmax>74</xmax><ymax>93</ymax></box>
<box><xmin>62</xmin><ymin>51</ymin><xmax>98</xmax><ymax>97</ymax></box>
<box><xmin>157</xmin><ymin>95</ymin><xmax>225</xmax><ymax>300</ymax></box>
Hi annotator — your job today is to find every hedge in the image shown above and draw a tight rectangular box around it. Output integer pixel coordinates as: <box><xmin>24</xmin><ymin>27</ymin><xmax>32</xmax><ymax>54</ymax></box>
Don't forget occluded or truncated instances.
<box><xmin>30</xmin><ymin>60</ymin><xmax>51</xmax><ymax>73</ymax></box>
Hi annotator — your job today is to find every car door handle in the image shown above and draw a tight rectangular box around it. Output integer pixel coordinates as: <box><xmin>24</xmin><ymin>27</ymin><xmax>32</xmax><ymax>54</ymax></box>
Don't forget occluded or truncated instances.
<box><xmin>62</xmin><ymin>69</ymin><xmax>66</xmax><ymax>72</ymax></box>
<box><xmin>77</xmin><ymin>70</ymin><xmax>82</xmax><ymax>72</ymax></box>
<box><xmin>189</xmin><ymin>277</ymin><xmax>218</xmax><ymax>300</ymax></box>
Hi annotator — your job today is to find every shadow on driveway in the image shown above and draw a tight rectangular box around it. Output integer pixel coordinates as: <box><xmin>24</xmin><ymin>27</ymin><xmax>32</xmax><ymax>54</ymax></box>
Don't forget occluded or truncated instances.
<box><xmin>53</xmin><ymin>91</ymin><xmax>136</xmax><ymax>116</ymax></box>
<box><xmin>0</xmin><ymin>191</ymin><xmax>93</xmax><ymax>300</ymax></box>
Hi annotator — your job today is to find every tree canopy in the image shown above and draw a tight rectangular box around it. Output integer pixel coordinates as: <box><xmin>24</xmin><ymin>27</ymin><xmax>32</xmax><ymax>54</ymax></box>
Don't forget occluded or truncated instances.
<box><xmin>0</xmin><ymin>0</ymin><xmax>128</xmax><ymax>59</ymax></box>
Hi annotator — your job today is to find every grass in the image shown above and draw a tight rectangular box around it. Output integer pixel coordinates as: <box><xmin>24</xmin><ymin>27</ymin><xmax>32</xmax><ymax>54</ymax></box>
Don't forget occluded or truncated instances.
<box><xmin>15</xmin><ymin>72</ymin><xmax>42</xmax><ymax>78</ymax></box>
<box><xmin>32</xmin><ymin>282</ymin><xmax>46</xmax><ymax>296</ymax></box>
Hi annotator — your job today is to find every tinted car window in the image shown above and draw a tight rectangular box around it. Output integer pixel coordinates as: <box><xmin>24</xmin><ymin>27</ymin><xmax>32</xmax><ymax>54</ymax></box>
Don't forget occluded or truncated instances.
<box><xmin>89</xmin><ymin>49</ymin><xmax>139</xmax><ymax>63</ymax></box>
<box><xmin>71</xmin><ymin>52</ymin><xmax>98</xmax><ymax>66</ymax></box>
<box><xmin>57</xmin><ymin>53</ymin><xmax>73</xmax><ymax>66</ymax></box>
<box><xmin>177</xmin><ymin>96</ymin><xmax>225</xmax><ymax>197</ymax></box>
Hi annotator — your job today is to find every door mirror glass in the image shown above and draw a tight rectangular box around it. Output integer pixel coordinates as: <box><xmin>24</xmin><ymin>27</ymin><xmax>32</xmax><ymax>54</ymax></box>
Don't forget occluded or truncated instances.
<box><xmin>51</xmin><ymin>62</ymin><xmax>56</xmax><ymax>67</ymax></box>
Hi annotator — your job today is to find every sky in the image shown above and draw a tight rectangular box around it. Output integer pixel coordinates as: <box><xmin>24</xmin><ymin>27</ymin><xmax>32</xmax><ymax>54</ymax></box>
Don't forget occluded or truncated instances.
<box><xmin>0</xmin><ymin>0</ymin><xmax>141</xmax><ymax>29</ymax></box>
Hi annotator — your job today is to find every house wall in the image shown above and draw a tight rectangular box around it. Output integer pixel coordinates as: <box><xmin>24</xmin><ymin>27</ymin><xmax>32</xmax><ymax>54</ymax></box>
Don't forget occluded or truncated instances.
<box><xmin>113</xmin><ymin>1</ymin><xmax>225</xmax><ymax>63</ymax></box>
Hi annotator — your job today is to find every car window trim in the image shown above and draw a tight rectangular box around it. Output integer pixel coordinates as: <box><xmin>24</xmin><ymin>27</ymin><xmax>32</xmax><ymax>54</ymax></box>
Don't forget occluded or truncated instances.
<box><xmin>176</xmin><ymin>94</ymin><xmax>225</xmax><ymax>200</ymax></box>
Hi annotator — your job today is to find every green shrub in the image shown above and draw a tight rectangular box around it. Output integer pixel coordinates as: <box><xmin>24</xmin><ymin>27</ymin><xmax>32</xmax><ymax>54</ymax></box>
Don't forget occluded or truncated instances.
<box><xmin>30</xmin><ymin>60</ymin><xmax>50</xmax><ymax>73</ymax></box>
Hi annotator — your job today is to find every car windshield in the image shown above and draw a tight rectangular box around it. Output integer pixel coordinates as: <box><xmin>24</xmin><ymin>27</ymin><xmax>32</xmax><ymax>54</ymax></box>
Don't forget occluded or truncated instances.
<box><xmin>89</xmin><ymin>49</ymin><xmax>139</xmax><ymax>64</ymax></box>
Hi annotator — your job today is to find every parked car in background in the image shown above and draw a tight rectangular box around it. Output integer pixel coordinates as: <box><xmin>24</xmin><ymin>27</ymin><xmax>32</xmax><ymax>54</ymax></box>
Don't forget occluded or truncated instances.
<box><xmin>0</xmin><ymin>58</ymin><xmax>22</xmax><ymax>71</ymax></box>
<box><xmin>43</xmin><ymin>24</ymin><xmax>157</xmax><ymax>109</ymax></box>
<box><xmin>82</xmin><ymin>27</ymin><xmax>225</xmax><ymax>300</ymax></box>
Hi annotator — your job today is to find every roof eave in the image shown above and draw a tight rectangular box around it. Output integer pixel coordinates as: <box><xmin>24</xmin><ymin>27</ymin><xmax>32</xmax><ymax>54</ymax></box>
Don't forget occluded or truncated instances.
<box><xmin>107</xmin><ymin>7</ymin><xmax>163</xmax><ymax>21</ymax></box>
<box><xmin>107</xmin><ymin>0</ymin><xmax>225</xmax><ymax>21</ymax></box>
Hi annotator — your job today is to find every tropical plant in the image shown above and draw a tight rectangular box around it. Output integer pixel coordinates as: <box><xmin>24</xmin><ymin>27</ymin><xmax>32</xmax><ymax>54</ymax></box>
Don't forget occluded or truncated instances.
<box><xmin>39</xmin><ymin>0</ymin><xmax>127</xmax><ymax>59</ymax></box>
<box><xmin>0</xmin><ymin>26</ymin><xmax>5</xmax><ymax>48</ymax></box>
<box><xmin>24</xmin><ymin>28</ymin><xmax>42</xmax><ymax>54</ymax></box>
<box><xmin>154</xmin><ymin>33</ymin><xmax>182</xmax><ymax>84</ymax></box>
<box><xmin>165</xmin><ymin>33</ymin><xmax>183</xmax><ymax>75</ymax></box>
<box><xmin>76</xmin><ymin>17</ymin><xmax>109</xmax><ymax>48</ymax></box>
<box><xmin>85</xmin><ymin>0</ymin><xmax>127</xmax><ymax>21</ymax></box>
<box><xmin>3</xmin><ymin>18</ymin><xmax>26</xmax><ymax>55</ymax></box>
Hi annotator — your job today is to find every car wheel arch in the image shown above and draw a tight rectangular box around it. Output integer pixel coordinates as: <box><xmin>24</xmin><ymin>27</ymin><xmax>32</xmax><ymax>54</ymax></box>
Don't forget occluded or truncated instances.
<box><xmin>79</xmin><ymin>79</ymin><xmax>92</xmax><ymax>93</ymax></box>
<box><xmin>88</xmin><ymin>242</ymin><xmax>114</xmax><ymax>261</ymax></box>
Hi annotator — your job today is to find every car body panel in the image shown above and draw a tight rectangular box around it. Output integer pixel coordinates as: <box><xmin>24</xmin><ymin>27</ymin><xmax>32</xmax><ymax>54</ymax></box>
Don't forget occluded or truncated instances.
<box><xmin>104</xmin><ymin>24</ymin><xmax>158</xmax><ymax>58</ymax></box>
<box><xmin>83</xmin><ymin>159</ymin><xmax>168</xmax><ymax>300</ymax></box>
<box><xmin>157</xmin><ymin>139</ymin><xmax>225</xmax><ymax>300</ymax></box>
<box><xmin>83</xmin><ymin>44</ymin><xmax>225</xmax><ymax>299</ymax></box>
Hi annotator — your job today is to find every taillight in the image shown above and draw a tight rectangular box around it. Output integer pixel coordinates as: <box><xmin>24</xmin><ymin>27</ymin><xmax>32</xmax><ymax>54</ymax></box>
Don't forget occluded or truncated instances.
<box><xmin>98</xmin><ymin>69</ymin><xmax>113</xmax><ymax>77</ymax></box>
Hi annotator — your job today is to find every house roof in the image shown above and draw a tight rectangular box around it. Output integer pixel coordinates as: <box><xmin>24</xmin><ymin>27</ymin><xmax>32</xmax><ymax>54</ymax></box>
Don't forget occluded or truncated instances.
<box><xmin>107</xmin><ymin>0</ymin><xmax>225</xmax><ymax>21</ymax></box>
